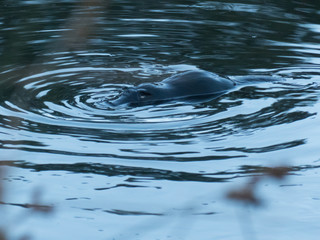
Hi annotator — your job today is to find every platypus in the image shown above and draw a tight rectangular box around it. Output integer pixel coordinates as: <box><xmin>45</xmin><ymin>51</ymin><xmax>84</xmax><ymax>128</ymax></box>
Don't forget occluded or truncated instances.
<box><xmin>109</xmin><ymin>70</ymin><xmax>277</xmax><ymax>106</ymax></box>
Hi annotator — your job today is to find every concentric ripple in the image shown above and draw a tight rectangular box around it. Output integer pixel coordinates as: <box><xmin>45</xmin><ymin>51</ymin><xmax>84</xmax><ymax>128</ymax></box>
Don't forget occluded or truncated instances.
<box><xmin>0</xmin><ymin>65</ymin><xmax>319</xmax><ymax>161</ymax></box>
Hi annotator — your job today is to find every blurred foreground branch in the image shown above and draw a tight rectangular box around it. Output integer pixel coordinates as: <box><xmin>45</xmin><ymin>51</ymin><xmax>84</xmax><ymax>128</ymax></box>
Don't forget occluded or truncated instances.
<box><xmin>226</xmin><ymin>166</ymin><xmax>291</xmax><ymax>206</ymax></box>
<box><xmin>56</xmin><ymin>0</ymin><xmax>109</xmax><ymax>51</ymax></box>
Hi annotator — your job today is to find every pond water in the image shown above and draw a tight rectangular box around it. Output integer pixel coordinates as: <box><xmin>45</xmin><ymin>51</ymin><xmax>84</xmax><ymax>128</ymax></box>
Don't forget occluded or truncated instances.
<box><xmin>1</xmin><ymin>0</ymin><xmax>320</xmax><ymax>239</ymax></box>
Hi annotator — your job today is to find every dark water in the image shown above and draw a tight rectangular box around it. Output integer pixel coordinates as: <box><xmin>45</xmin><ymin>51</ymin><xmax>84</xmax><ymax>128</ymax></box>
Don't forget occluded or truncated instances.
<box><xmin>1</xmin><ymin>1</ymin><xmax>320</xmax><ymax>239</ymax></box>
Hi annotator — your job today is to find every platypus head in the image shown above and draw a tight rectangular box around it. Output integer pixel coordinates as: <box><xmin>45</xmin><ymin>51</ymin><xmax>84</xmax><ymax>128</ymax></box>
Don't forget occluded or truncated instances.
<box><xmin>109</xmin><ymin>83</ymin><xmax>164</xmax><ymax>106</ymax></box>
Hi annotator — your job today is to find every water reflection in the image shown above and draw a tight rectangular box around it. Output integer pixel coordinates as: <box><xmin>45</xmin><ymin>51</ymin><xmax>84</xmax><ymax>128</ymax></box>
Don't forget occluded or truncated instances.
<box><xmin>218</xmin><ymin>139</ymin><xmax>306</xmax><ymax>153</ymax></box>
<box><xmin>2</xmin><ymin>161</ymin><xmax>231</xmax><ymax>183</ymax></box>
<box><xmin>1</xmin><ymin>0</ymin><xmax>319</xmax><ymax>72</ymax></box>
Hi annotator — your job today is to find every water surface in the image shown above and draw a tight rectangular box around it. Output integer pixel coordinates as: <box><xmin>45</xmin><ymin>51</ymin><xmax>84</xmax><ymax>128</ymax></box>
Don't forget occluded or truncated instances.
<box><xmin>1</xmin><ymin>1</ymin><xmax>320</xmax><ymax>239</ymax></box>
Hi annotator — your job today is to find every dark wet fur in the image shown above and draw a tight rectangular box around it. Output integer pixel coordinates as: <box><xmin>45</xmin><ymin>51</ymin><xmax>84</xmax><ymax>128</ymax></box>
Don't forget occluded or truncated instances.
<box><xmin>109</xmin><ymin>70</ymin><xmax>279</xmax><ymax>107</ymax></box>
